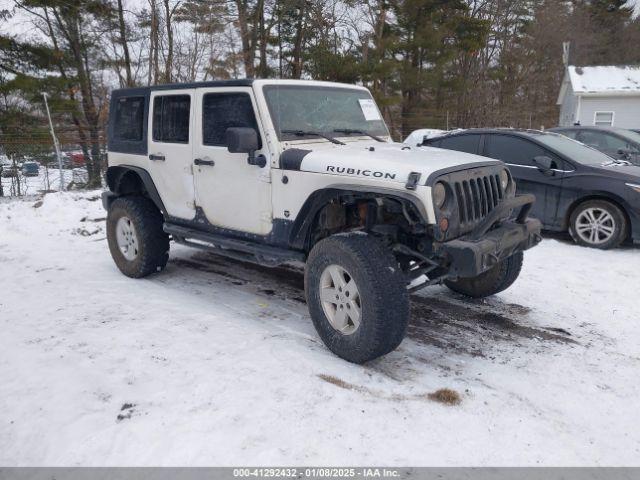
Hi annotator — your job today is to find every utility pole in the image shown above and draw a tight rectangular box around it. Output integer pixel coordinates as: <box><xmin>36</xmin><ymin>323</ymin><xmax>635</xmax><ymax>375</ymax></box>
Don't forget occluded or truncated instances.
<box><xmin>42</xmin><ymin>92</ymin><xmax>65</xmax><ymax>191</ymax></box>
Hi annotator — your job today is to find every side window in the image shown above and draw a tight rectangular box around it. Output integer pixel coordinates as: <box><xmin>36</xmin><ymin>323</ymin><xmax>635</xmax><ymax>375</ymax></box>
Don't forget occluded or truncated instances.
<box><xmin>202</xmin><ymin>92</ymin><xmax>261</xmax><ymax>148</ymax></box>
<box><xmin>485</xmin><ymin>135</ymin><xmax>547</xmax><ymax>167</ymax></box>
<box><xmin>113</xmin><ymin>96</ymin><xmax>144</xmax><ymax>141</ymax></box>
<box><xmin>152</xmin><ymin>95</ymin><xmax>191</xmax><ymax>143</ymax></box>
<box><xmin>437</xmin><ymin>134</ymin><xmax>481</xmax><ymax>155</ymax></box>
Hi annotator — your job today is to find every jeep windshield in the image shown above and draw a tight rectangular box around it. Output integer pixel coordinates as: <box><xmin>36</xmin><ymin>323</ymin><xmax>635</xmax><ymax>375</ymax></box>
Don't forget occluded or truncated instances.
<box><xmin>263</xmin><ymin>85</ymin><xmax>389</xmax><ymax>141</ymax></box>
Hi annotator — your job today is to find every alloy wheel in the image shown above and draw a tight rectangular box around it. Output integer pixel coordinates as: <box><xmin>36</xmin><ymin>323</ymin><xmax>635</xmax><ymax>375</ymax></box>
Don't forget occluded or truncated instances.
<box><xmin>575</xmin><ymin>207</ymin><xmax>616</xmax><ymax>245</ymax></box>
<box><xmin>115</xmin><ymin>216</ymin><xmax>139</xmax><ymax>261</ymax></box>
<box><xmin>319</xmin><ymin>264</ymin><xmax>362</xmax><ymax>335</ymax></box>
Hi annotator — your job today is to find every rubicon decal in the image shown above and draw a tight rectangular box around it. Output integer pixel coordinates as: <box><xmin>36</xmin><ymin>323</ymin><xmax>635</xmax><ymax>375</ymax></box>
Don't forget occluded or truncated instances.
<box><xmin>326</xmin><ymin>166</ymin><xmax>396</xmax><ymax>180</ymax></box>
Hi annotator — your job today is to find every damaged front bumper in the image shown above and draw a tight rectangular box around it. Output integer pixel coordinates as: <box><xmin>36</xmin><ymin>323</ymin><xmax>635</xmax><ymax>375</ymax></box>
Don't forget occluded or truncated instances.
<box><xmin>435</xmin><ymin>194</ymin><xmax>542</xmax><ymax>279</ymax></box>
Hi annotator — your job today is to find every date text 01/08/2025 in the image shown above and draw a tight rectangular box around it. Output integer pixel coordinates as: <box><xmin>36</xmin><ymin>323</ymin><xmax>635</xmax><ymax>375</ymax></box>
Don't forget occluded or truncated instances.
<box><xmin>232</xmin><ymin>467</ymin><xmax>402</xmax><ymax>478</ymax></box>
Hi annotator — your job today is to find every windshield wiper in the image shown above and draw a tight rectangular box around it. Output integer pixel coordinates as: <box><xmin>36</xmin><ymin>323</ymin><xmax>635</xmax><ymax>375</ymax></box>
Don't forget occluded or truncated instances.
<box><xmin>333</xmin><ymin>128</ymin><xmax>385</xmax><ymax>143</ymax></box>
<box><xmin>281</xmin><ymin>129</ymin><xmax>345</xmax><ymax>145</ymax></box>
<box><xmin>602</xmin><ymin>159</ymin><xmax>632</xmax><ymax>167</ymax></box>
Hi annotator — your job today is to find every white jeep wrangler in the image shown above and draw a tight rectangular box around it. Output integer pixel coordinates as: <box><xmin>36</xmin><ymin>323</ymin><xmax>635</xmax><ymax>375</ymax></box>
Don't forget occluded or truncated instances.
<box><xmin>103</xmin><ymin>79</ymin><xmax>542</xmax><ymax>363</ymax></box>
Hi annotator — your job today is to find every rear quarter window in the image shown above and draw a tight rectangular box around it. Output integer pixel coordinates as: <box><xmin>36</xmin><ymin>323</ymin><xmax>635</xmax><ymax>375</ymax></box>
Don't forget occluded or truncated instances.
<box><xmin>437</xmin><ymin>134</ymin><xmax>482</xmax><ymax>155</ymax></box>
<box><xmin>113</xmin><ymin>96</ymin><xmax>145</xmax><ymax>142</ymax></box>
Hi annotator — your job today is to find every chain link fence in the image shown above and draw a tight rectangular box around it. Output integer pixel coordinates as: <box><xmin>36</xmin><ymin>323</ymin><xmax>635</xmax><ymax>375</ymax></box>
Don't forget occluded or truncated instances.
<box><xmin>0</xmin><ymin>148</ymin><xmax>99</xmax><ymax>197</ymax></box>
<box><xmin>384</xmin><ymin>109</ymin><xmax>558</xmax><ymax>142</ymax></box>
<box><xmin>0</xmin><ymin>139</ymin><xmax>105</xmax><ymax>198</ymax></box>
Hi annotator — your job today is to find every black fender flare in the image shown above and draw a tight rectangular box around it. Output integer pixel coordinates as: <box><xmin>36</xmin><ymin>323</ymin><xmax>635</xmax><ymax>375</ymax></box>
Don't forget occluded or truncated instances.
<box><xmin>105</xmin><ymin>165</ymin><xmax>166</xmax><ymax>215</ymax></box>
<box><xmin>288</xmin><ymin>184</ymin><xmax>430</xmax><ymax>251</ymax></box>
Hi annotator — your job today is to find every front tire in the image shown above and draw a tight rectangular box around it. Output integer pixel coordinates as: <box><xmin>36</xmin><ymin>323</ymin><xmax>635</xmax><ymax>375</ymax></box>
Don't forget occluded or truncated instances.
<box><xmin>107</xmin><ymin>196</ymin><xmax>170</xmax><ymax>278</ymax></box>
<box><xmin>305</xmin><ymin>233</ymin><xmax>409</xmax><ymax>364</ymax></box>
<box><xmin>445</xmin><ymin>251</ymin><xmax>523</xmax><ymax>298</ymax></box>
<box><xmin>569</xmin><ymin>199</ymin><xmax>627</xmax><ymax>250</ymax></box>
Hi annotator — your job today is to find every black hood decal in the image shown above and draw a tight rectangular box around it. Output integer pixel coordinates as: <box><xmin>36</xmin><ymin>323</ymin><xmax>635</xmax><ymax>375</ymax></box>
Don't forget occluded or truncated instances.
<box><xmin>280</xmin><ymin>149</ymin><xmax>312</xmax><ymax>170</ymax></box>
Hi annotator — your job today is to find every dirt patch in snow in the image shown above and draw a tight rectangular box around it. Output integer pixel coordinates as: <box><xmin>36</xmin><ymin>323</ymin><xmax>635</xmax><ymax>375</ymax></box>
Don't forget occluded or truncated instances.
<box><xmin>171</xmin><ymin>251</ymin><xmax>576</xmax><ymax>362</ymax></box>
<box><xmin>73</xmin><ymin>227</ymin><xmax>102</xmax><ymax>237</ymax></box>
<box><xmin>116</xmin><ymin>403</ymin><xmax>136</xmax><ymax>422</ymax></box>
<box><xmin>408</xmin><ymin>294</ymin><xmax>577</xmax><ymax>358</ymax></box>
<box><xmin>173</xmin><ymin>253</ymin><xmax>307</xmax><ymax>302</ymax></box>
<box><xmin>318</xmin><ymin>374</ymin><xmax>365</xmax><ymax>392</ymax></box>
<box><xmin>427</xmin><ymin>388</ymin><xmax>462</xmax><ymax>406</ymax></box>
<box><xmin>172</xmin><ymin>257</ymin><xmax>247</xmax><ymax>283</ymax></box>
<box><xmin>317</xmin><ymin>374</ymin><xmax>462</xmax><ymax>405</ymax></box>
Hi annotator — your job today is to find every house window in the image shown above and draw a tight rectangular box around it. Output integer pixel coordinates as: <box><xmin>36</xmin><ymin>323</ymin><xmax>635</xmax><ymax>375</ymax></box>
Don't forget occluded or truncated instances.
<box><xmin>594</xmin><ymin>111</ymin><xmax>614</xmax><ymax>126</ymax></box>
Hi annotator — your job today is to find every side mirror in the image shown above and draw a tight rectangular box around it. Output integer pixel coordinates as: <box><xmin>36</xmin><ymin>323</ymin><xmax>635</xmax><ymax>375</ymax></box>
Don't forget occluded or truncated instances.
<box><xmin>533</xmin><ymin>155</ymin><xmax>555</xmax><ymax>176</ymax></box>
<box><xmin>226</xmin><ymin>127</ymin><xmax>265</xmax><ymax>168</ymax></box>
<box><xmin>226</xmin><ymin>127</ymin><xmax>258</xmax><ymax>154</ymax></box>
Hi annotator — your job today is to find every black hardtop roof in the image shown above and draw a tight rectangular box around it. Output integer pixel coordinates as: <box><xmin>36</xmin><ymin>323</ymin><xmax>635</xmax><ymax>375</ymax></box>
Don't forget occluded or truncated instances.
<box><xmin>112</xmin><ymin>79</ymin><xmax>254</xmax><ymax>97</ymax></box>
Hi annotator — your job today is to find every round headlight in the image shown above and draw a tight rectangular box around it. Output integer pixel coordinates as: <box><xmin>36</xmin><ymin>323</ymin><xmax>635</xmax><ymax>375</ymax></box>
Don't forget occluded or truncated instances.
<box><xmin>433</xmin><ymin>182</ymin><xmax>447</xmax><ymax>209</ymax></box>
<box><xmin>499</xmin><ymin>169</ymin><xmax>510</xmax><ymax>190</ymax></box>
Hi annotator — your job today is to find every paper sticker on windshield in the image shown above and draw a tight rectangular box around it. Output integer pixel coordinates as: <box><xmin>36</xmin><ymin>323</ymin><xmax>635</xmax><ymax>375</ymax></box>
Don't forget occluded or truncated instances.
<box><xmin>358</xmin><ymin>99</ymin><xmax>381</xmax><ymax>121</ymax></box>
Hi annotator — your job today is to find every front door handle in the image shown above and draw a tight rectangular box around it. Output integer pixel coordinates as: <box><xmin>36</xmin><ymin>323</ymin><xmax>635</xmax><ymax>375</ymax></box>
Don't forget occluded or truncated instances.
<box><xmin>194</xmin><ymin>158</ymin><xmax>215</xmax><ymax>167</ymax></box>
<box><xmin>149</xmin><ymin>153</ymin><xmax>165</xmax><ymax>161</ymax></box>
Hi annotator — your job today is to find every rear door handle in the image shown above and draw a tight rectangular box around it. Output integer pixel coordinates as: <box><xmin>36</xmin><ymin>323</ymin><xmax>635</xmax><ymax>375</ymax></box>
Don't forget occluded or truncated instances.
<box><xmin>149</xmin><ymin>153</ymin><xmax>165</xmax><ymax>161</ymax></box>
<box><xmin>194</xmin><ymin>158</ymin><xmax>215</xmax><ymax>167</ymax></box>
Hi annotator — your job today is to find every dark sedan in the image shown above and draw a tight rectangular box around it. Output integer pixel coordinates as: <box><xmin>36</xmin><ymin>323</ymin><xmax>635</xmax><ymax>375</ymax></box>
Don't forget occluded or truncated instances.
<box><xmin>549</xmin><ymin>126</ymin><xmax>640</xmax><ymax>166</ymax></box>
<box><xmin>421</xmin><ymin>129</ymin><xmax>640</xmax><ymax>249</ymax></box>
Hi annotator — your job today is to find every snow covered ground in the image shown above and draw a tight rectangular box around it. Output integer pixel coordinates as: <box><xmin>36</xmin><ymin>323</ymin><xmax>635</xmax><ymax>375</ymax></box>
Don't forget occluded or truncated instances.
<box><xmin>1</xmin><ymin>191</ymin><xmax>639</xmax><ymax>466</ymax></box>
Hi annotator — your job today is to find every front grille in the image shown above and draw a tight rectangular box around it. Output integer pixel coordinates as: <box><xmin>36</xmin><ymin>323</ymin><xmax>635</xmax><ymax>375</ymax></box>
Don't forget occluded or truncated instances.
<box><xmin>453</xmin><ymin>173</ymin><xmax>504</xmax><ymax>227</ymax></box>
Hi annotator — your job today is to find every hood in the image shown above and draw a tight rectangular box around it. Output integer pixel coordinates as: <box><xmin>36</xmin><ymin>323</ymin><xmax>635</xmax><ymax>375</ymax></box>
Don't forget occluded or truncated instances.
<box><xmin>403</xmin><ymin>129</ymin><xmax>446</xmax><ymax>146</ymax></box>
<box><xmin>292</xmin><ymin>141</ymin><xmax>501</xmax><ymax>185</ymax></box>
<box><xmin>588</xmin><ymin>163</ymin><xmax>640</xmax><ymax>182</ymax></box>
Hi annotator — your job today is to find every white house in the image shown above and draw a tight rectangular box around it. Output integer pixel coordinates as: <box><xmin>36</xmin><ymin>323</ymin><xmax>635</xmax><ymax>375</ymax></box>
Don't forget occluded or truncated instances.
<box><xmin>557</xmin><ymin>65</ymin><xmax>640</xmax><ymax>129</ymax></box>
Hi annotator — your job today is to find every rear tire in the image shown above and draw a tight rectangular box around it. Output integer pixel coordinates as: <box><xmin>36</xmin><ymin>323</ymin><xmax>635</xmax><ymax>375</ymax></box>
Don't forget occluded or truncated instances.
<box><xmin>305</xmin><ymin>233</ymin><xmax>409</xmax><ymax>364</ymax></box>
<box><xmin>107</xmin><ymin>196</ymin><xmax>170</xmax><ymax>278</ymax></box>
<box><xmin>445</xmin><ymin>251</ymin><xmax>523</xmax><ymax>298</ymax></box>
<box><xmin>569</xmin><ymin>199</ymin><xmax>627</xmax><ymax>250</ymax></box>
